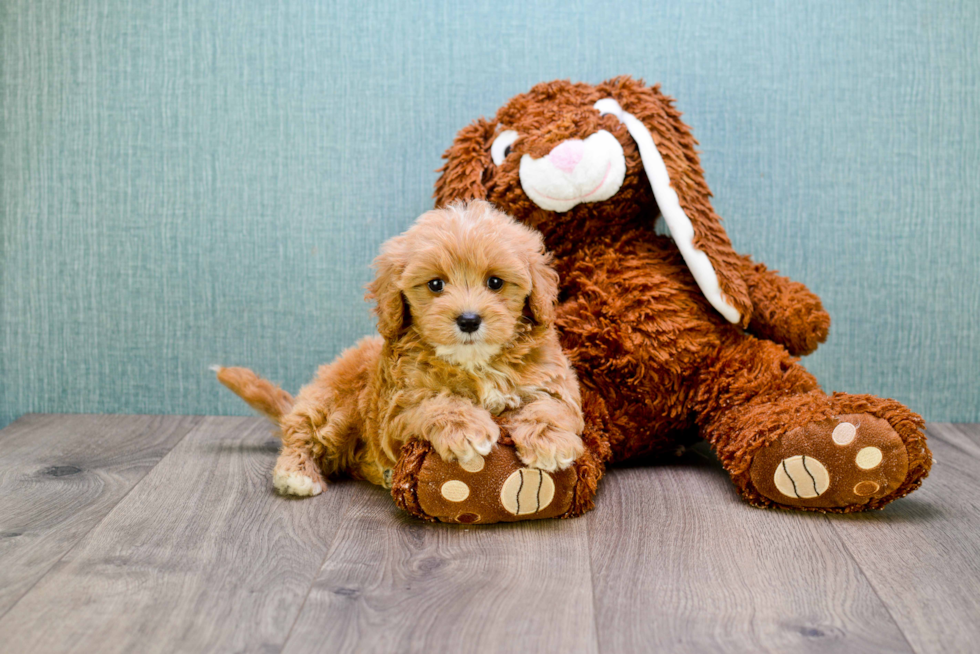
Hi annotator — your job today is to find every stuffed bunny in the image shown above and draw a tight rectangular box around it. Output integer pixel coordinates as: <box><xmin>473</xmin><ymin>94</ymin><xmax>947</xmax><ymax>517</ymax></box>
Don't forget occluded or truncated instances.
<box><xmin>389</xmin><ymin>77</ymin><xmax>931</xmax><ymax>523</ymax></box>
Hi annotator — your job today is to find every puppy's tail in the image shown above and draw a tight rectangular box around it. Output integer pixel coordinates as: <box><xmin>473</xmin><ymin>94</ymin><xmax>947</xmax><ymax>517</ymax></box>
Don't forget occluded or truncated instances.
<box><xmin>211</xmin><ymin>365</ymin><xmax>294</xmax><ymax>426</ymax></box>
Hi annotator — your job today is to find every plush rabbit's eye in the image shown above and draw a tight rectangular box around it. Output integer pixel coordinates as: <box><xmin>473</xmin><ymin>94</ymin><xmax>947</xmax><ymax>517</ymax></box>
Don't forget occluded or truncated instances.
<box><xmin>427</xmin><ymin>279</ymin><xmax>445</xmax><ymax>292</ymax></box>
<box><xmin>491</xmin><ymin>130</ymin><xmax>519</xmax><ymax>166</ymax></box>
<box><xmin>487</xmin><ymin>276</ymin><xmax>504</xmax><ymax>291</ymax></box>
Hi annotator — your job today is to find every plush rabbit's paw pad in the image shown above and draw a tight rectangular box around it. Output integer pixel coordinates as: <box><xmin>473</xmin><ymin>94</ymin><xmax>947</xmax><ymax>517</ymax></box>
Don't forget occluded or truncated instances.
<box><xmin>499</xmin><ymin>468</ymin><xmax>556</xmax><ymax>516</ymax></box>
<box><xmin>273</xmin><ymin>470</ymin><xmax>323</xmax><ymax>497</ymax></box>
<box><xmin>750</xmin><ymin>414</ymin><xmax>909</xmax><ymax>509</ymax></box>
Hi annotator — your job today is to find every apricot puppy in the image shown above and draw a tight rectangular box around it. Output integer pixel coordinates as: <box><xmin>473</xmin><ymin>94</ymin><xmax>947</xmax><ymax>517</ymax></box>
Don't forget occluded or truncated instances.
<box><xmin>218</xmin><ymin>200</ymin><xmax>584</xmax><ymax>496</ymax></box>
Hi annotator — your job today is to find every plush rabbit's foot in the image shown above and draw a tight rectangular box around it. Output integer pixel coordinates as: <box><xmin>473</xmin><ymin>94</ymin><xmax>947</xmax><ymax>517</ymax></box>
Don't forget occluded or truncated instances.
<box><xmin>404</xmin><ymin>442</ymin><xmax>579</xmax><ymax>524</ymax></box>
<box><xmin>749</xmin><ymin>413</ymin><xmax>909</xmax><ymax>509</ymax></box>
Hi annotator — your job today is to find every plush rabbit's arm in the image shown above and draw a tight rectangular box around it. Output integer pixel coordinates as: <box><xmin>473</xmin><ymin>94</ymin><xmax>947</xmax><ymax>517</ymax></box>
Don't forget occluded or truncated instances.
<box><xmin>741</xmin><ymin>255</ymin><xmax>830</xmax><ymax>356</ymax></box>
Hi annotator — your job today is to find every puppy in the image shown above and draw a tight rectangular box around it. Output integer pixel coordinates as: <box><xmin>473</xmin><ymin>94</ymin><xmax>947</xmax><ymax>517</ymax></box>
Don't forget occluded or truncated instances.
<box><xmin>217</xmin><ymin>200</ymin><xmax>585</xmax><ymax>496</ymax></box>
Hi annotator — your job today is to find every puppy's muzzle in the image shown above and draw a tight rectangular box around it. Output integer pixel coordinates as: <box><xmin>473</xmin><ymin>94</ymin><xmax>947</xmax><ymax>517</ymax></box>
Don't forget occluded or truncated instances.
<box><xmin>456</xmin><ymin>313</ymin><xmax>482</xmax><ymax>334</ymax></box>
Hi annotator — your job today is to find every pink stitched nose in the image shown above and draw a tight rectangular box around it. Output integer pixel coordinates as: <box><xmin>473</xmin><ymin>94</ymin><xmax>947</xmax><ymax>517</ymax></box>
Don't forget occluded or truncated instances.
<box><xmin>548</xmin><ymin>139</ymin><xmax>584</xmax><ymax>174</ymax></box>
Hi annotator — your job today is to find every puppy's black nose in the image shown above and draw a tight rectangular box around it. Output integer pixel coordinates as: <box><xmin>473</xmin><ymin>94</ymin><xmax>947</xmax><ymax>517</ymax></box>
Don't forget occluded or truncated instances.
<box><xmin>456</xmin><ymin>312</ymin><xmax>482</xmax><ymax>333</ymax></box>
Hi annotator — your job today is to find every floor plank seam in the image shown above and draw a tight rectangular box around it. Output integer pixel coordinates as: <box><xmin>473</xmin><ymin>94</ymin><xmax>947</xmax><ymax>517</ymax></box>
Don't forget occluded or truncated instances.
<box><xmin>0</xmin><ymin>416</ymin><xmax>204</xmax><ymax>625</ymax></box>
<box><xmin>584</xmin><ymin>509</ymin><xmax>604</xmax><ymax>654</ymax></box>
<box><xmin>277</xmin><ymin>487</ymin><xmax>357</xmax><ymax>653</ymax></box>
<box><xmin>823</xmin><ymin>513</ymin><xmax>920</xmax><ymax>654</ymax></box>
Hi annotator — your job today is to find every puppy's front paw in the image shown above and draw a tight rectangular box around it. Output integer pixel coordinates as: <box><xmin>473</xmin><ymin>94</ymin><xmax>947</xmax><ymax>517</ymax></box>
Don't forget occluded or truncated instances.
<box><xmin>273</xmin><ymin>468</ymin><xmax>323</xmax><ymax>497</ymax></box>
<box><xmin>510</xmin><ymin>422</ymin><xmax>585</xmax><ymax>472</ymax></box>
<box><xmin>425</xmin><ymin>410</ymin><xmax>500</xmax><ymax>469</ymax></box>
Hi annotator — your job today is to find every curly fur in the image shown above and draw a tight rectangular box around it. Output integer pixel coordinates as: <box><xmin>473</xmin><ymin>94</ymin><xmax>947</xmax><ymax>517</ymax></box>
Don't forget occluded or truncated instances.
<box><xmin>218</xmin><ymin>201</ymin><xmax>585</xmax><ymax>494</ymax></box>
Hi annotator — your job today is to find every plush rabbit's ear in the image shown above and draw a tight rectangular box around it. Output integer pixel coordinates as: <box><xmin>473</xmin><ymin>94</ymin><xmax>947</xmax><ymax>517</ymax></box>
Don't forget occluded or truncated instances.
<box><xmin>595</xmin><ymin>79</ymin><xmax>752</xmax><ymax>326</ymax></box>
<box><xmin>433</xmin><ymin>118</ymin><xmax>497</xmax><ymax>207</ymax></box>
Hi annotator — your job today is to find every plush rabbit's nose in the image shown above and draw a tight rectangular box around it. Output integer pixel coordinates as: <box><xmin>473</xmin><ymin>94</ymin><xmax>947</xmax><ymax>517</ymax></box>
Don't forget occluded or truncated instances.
<box><xmin>547</xmin><ymin>139</ymin><xmax>585</xmax><ymax>174</ymax></box>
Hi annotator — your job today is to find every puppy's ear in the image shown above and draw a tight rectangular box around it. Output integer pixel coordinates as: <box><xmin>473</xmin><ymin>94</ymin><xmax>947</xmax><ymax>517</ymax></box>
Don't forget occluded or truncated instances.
<box><xmin>367</xmin><ymin>236</ymin><xmax>410</xmax><ymax>341</ymax></box>
<box><xmin>524</xmin><ymin>237</ymin><xmax>560</xmax><ymax>331</ymax></box>
<box><xmin>434</xmin><ymin>118</ymin><xmax>496</xmax><ymax>207</ymax></box>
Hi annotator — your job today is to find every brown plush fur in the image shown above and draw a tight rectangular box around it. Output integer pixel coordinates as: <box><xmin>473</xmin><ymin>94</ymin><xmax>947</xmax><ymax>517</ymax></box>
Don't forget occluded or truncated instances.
<box><xmin>219</xmin><ymin>201</ymin><xmax>584</xmax><ymax>496</ymax></box>
<box><xmin>432</xmin><ymin>76</ymin><xmax>931</xmax><ymax>512</ymax></box>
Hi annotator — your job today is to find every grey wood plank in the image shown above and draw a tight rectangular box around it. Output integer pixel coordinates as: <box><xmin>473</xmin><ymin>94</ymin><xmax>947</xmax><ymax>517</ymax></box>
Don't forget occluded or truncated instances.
<box><xmin>828</xmin><ymin>424</ymin><xmax>980</xmax><ymax>654</ymax></box>
<box><xmin>588</xmin><ymin>448</ymin><xmax>913</xmax><ymax>654</ymax></box>
<box><xmin>0</xmin><ymin>416</ymin><xmax>356</xmax><ymax>654</ymax></box>
<box><xmin>282</xmin><ymin>486</ymin><xmax>599</xmax><ymax>654</ymax></box>
<box><xmin>923</xmin><ymin>422</ymin><xmax>980</xmax><ymax>462</ymax></box>
<box><xmin>0</xmin><ymin>414</ymin><xmax>200</xmax><ymax>617</ymax></box>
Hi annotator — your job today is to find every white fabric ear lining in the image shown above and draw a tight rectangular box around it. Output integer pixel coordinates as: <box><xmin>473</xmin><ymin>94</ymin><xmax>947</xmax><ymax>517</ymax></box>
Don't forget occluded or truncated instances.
<box><xmin>594</xmin><ymin>98</ymin><xmax>741</xmax><ymax>324</ymax></box>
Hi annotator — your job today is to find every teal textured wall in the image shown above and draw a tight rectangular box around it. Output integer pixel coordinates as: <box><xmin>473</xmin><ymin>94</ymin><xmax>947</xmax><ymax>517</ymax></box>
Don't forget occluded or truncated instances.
<box><xmin>2</xmin><ymin>1</ymin><xmax>978</xmax><ymax>428</ymax></box>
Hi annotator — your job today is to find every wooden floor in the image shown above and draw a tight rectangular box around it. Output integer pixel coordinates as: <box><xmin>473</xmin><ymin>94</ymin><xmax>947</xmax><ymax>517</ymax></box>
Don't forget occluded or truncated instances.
<box><xmin>0</xmin><ymin>416</ymin><xmax>978</xmax><ymax>654</ymax></box>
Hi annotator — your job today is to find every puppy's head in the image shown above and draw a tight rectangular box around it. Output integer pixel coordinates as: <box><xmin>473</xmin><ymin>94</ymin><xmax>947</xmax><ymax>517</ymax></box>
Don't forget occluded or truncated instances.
<box><xmin>368</xmin><ymin>200</ymin><xmax>558</xmax><ymax>367</ymax></box>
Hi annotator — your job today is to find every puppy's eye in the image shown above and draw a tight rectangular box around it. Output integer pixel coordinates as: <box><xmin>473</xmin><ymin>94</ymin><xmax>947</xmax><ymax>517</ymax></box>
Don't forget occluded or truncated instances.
<box><xmin>486</xmin><ymin>276</ymin><xmax>504</xmax><ymax>291</ymax></box>
<box><xmin>490</xmin><ymin>130</ymin><xmax>519</xmax><ymax>166</ymax></box>
<box><xmin>427</xmin><ymin>279</ymin><xmax>445</xmax><ymax>293</ymax></box>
